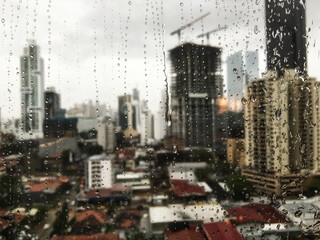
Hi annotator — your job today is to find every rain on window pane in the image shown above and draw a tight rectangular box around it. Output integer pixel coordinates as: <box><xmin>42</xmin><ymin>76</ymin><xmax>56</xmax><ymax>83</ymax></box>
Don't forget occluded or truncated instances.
<box><xmin>0</xmin><ymin>0</ymin><xmax>319</xmax><ymax>239</ymax></box>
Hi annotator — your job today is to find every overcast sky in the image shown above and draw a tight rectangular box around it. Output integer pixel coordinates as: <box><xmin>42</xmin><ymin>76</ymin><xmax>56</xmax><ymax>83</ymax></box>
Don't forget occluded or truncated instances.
<box><xmin>1</xmin><ymin>0</ymin><xmax>320</xmax><ymax>120</ymax></box>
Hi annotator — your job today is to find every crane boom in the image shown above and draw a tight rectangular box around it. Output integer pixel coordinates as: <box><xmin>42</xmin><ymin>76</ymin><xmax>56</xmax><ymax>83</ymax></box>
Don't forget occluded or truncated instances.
<box><xmin>171</xmin><ymin>12</ymin><xmax>211</xmax><ymax>43</ymax></box>
<box><xmin>197</xmin><ymin>25</ymin><xmax>228</xmax><ymax>45</ymax></box>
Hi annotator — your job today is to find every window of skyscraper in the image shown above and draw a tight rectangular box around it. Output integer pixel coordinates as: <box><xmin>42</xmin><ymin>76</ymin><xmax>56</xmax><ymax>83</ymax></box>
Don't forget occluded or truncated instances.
<box><xmin>1</xmin><ymin>0</ymin><xmax>320</xmax><ymax>239</ymax></box>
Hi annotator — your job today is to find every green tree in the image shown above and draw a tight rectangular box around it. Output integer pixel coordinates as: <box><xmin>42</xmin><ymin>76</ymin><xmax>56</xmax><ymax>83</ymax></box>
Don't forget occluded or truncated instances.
<box><xmin>52</xmin><ymin>202</ymin><xmax>70</xmax><ymax>235</ymax></box>
<box><xmin>86</xmin><ymin>144</ymin><xmax>103</xmax><ymax>156</ymax></box>
<box><xmin>28</xmin><ymin>150</ymin><xmax>40</xmax><ymax>174</ymax></box>
<box><xmin>226</xmin><ymin>173</ymin><xmax>254</xmax><ymax>201</ymax></box>
<box><xmin>125</xmin><ymin>229</ymin><xmax>156</xmax><ymax>240</ymax></box>
<box><xmin>194</xmin><ymin>167</ymin><xmax>214</xmax><ymax>182</ymax></box>
<box><xmin>0</xmin><ymin>175</ymin><xmax>22</xmax><ymax>208</ymax></box>
<box><xmin>34</xmin><ymin>205</ymin><xmax>48</xmax><ymax>223</ymax></box>
<box><xmin>104</xmin><ymin>222</ymin><xmax>116</xmax><ymax>234</ymax></box>
<box><xmin>190</xmin><ymin>149</ymin><xmax>213</xmax><ymax>163</ymax></box>
<box><xmin>215</xmin><ymin>159</ymin><xmax>234</xmax><ymax>177</ymax></box>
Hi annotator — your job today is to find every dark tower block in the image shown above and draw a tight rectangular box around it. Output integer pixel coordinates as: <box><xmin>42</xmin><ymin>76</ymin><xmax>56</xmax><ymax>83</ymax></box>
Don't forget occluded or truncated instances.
<box><xmin>266</xmin><ymin>0</ymin><xmax>307</xmax><ymax>75</ymax></box>
<box><xmin>169</xmin><ymin>43</ymin><xmax>223</xmax><ymax>148</ymax></box>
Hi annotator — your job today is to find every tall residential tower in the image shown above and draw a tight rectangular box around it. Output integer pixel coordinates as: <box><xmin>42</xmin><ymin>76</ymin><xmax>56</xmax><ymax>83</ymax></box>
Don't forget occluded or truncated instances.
<box><xmin>243</xmin><ymin>70</ymin><xmax>320</xmax><ymax>195</ymax></box>
<box><xmin>20</xmin><ymin>40</ymin><xmax>44</xmax><ymax>138</ymax></box>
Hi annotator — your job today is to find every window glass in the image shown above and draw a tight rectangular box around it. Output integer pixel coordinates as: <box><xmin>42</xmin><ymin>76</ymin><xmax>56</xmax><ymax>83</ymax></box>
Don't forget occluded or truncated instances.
<box><xmin>0</xmin><ymin>0</ymin><xmax>320</xmax><ymax>239</ymax></box>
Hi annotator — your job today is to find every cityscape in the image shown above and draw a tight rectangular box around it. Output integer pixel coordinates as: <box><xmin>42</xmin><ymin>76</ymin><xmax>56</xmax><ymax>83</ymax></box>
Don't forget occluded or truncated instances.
<box><xmin>1</xmin><ymin>0</ymin><xmax>320</xmax><ymax>239</ymax></box>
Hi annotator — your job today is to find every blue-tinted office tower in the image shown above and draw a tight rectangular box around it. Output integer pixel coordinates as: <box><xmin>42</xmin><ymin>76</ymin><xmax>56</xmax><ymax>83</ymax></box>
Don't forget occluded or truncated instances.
<box><xmin>227</xmin><ymin>51</ymin><xmax>258</xmax><ymax>111</ymax></box>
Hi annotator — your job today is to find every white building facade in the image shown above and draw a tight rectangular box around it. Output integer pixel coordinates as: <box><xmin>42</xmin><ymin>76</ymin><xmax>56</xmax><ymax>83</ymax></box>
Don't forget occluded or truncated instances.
<box><xmin>97</xmin><ymin>117</ymin><xmax>115</xmax><ymax>152</ymax></box>
<box><xmin>20</xmin><ymin>40</ymin><xmax>45</xmax><ymax>138</ymax></box>
<box><xmin>85</xmin><ymin>154</ymin><xmax>113</xmax><ymax>189</ymax></box>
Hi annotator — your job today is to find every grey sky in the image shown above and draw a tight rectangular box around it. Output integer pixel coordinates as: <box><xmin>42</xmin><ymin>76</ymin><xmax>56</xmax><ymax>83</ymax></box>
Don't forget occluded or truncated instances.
<box><xmin>1</xmin><ymin>0</ymin><xmax>320</xmax><ymax>120</ymax></box>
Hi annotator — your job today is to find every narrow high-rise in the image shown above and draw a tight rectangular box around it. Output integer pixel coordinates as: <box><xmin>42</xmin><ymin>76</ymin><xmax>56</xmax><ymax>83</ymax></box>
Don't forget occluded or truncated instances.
<box><xmin>168</xmin><ymin>43</ymin><xmax>223</xmax><ymax>148</ymax></box>
<box><xmin>20</xmin><ymin>40</ymin><xmax>44</xmax><ymax>138</ymax></box>
<box><xmin>44</xmin><ymin>87</ymin><xmax>62</xmax><ymax>119</ymax></box>
<box><xmin>266</xmin><ymin>0</ymin><xmax>307</xmax><ymax>75</ymax></box>
<box><xmin>227</xmin><ymin>51</ymin><xmax>259</xmax><ymax>111</ymax></box>
<box><xmin>118</xmin><ymin>94</ymin><xmax>139</xmax><ymax>139</ymax></box>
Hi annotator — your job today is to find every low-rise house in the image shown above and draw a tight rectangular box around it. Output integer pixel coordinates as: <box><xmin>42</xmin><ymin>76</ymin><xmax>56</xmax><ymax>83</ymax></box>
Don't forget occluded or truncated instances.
<box><xmin>149</xmin><ymin>203</ymin><xmax>229</xmax><ymax>235</ymax></box>
<box><xmin>169</xmin><ymin>179</ymin><xmax>208</xmax><ymax>202</ymax></box>
<box><xmin>0</xmin><ymin>210</ymin><xmax>25</xmax><ymax>238</ymax></box>
<box><xmin>277</xmin><ymin>197</ymin><xmax>320</xmax><ymax>236</ymax></box>
<box><xmin>115</xmin><ymin>210</ymin><xmax>142</xmax><ymax>229</ymax></box>
<box><xmin>23</xmin><ymin>176</ymin><xmax>69</xmax><ymax>202</ymax></box>
<box><xmin>71</xmin><ymin>209</ymin><xmax>108</xmax><ymax>235</ymax></box>
<box><xmin>76</xmin><ymin>186</ymin><xmax>131</xmax><ymax>206</ymax></box>
<box><xmin>165</xmin><ymin>226</ymin><xmax>207</xmax><ymax>240</ymax></box>
<box><xmin>203</xmin><ymin>221</ymin><xmax>243</xmax><ymax>240</ymax></box>
<box><xmin>115</xmin><ymin>172</ymin><xmax>150</xmax><ymax>192</ymax></box>
<box><xmin>227</xmin><ymin>204</ymin><xmax>300</xmax><ymax>239</ymax></box>
<box><xmin>51</xmin><ymin>233</ymin><xmax>122</xmax><ymax>240</ymax></box>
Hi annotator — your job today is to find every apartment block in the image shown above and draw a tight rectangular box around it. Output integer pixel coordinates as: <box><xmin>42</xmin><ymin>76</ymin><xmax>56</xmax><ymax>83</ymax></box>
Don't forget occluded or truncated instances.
<box><xmin>243</xmin><ymin>70</ymin><xmax>320</xmax><ymax>196</ymax></box>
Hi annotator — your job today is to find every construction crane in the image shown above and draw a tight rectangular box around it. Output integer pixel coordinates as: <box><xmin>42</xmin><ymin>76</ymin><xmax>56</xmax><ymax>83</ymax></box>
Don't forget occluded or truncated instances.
<box><xmin>197</xmin><ymin>25</ymin><xmax>228</xmax><ymax>45</ymax></box>
<box><xmin>171</xmin><ymin>12</ymin><xmax>211</xmax><ymax>44</ymax></box>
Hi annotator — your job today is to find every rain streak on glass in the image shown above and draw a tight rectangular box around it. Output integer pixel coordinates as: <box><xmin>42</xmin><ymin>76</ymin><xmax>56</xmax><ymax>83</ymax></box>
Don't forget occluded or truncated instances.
<box><xmin>1</xmin><ymin>0</ymin><xmax>320</xmax><ymax>239</ymax></box>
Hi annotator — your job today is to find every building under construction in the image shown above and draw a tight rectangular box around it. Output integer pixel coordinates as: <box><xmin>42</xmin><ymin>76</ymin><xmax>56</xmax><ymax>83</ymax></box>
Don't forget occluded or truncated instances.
<box><xmin>168</xmin><ymin>43</ymin><xmax>223</xmax><ymax>148</ymax></box>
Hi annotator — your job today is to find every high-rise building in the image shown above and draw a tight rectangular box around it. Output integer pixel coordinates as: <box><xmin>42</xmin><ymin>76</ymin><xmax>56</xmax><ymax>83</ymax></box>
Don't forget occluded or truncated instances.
<box><xmin>118</xmin><ymin>94</ymin><xmax>139</xmax><ymax>139</ymax></box>
<box><xmin>20</xmin><ymin>40</ymin><xmax>44</xmax><ymax>138</ymax></box>
<box><xmin>85</xmin><ymin>154</ymin><xmax>113</xmax><ymax>189</ymax></box>
<box><xmin>227</xmin><ymin>138</ymin><xmax>246</xmax><ymax>167</ymax></box>
<box><xmin>227</xmin><ymin>51</ymin><xmax>259</xmax><ymax>111</ymax></box>
<box><xmin>266</xmin><ymin>0</ymin><xmax>307</xmax><ymax>75</ymax></box>
<box><xmin>133</xmin><ymin>88</ymin><xmax>140</xmax><ymax>102</ymax></box>
<box><xmin>140</xmin><ymin>100</ymin><xmax>154</xmax><ymax>145</ymax></box>
<box><xmin>243</xmin><ymin>70</ymin><xmax>320</xmax><ymax>196</ymax></box>
<box><xmin>154</xmin><ymin>89</ymin><xmax>167</xmax><ymax>141</ymax></box>
<box><xmin>44</xmin><ymin>87</ymin><xmax>62</xmax><ymax>119</ymax></box>
<box><xmin>97</xmin><ymin>117</ymin><xmax>115</xmax><ymax>152</ymax></box>
<box><xmin>168</xmin><ymin>43</ymin><xmax>223</xmax><ymax>148</ymax></box>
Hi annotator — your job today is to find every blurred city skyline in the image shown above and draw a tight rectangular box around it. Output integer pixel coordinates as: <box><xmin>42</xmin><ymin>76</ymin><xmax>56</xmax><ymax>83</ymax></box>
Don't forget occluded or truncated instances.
<box><xmin>1</xmin><ymin>0</ymin><xmax>320</xmax><ymax>120</ymax></box>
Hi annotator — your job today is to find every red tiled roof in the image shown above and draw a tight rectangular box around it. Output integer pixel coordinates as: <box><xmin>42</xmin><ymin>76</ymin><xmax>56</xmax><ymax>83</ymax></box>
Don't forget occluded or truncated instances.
<box><xmin>120</xmin><ymin>219</ymin><xmax>132</xmax><ymax>228</ymax></box>
<box><xmin>25</xmin><ymin>178</ymin><xmax>66</xmax><ymax>193</ymax></box>
<box><xmin>115</xmin><ymin>148</ymin><xmax>135</xmax><ymax>157</ymax></box>
<box><xmin>51</xmin><ymin>234</ymin><xmax>121</xmax><ymax>240</ymax></box>
<box><xmin>165</xmin><ymin>226</ymin><xmax>207</xmax><ymax>240</ymax></box>
<box><xmin>0</xmin><ymin>211</ymin><xmax>25</xmax><ymax>232</ymax></box>
<box><xmin>226</xmin><ymin>204</ymin><xmax>290</xmax><ymax>224</ymax></box>
<box><xmin>170</xmin><ymin>179</ymin><xmax>206</xmax><ymax>197</ymax></box>
<box><xmin>59</xmin><ymin>176</ymin><xmax>69</xmax><ymax>183</ymax></box>
<box><xmin>84</xmin><ymin>189</ymin><xmax>112</xmax><ymax>198</ymax></box>
<box><xmin>203</xmin><ymin>221</ymin><xmax>243</xmax><ymax>240</ymax></box>
<box><xmin>48</xmin><ymin>153</ymin><xmax>62</xmax><ymax>159</ymax></box>
<box><xmin>76</xmin><ymin>210</ymin><xmax>107</xmax><ymax>225</ymax></box>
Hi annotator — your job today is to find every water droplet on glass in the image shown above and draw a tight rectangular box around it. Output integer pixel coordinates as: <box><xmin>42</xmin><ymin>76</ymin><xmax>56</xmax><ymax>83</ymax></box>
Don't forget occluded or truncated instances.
<box><xmin>128</xmin><ymin>1</ymin><xmax>132</xmax><ymax>5</ymax></box>
<box><xmin>300</xmin><ymin>144</ymin><xmax>306</xmax><ymax>154</ymax></box>
<box><xmin>241</xmin><ymin>97</ymin><xmax>248</xmax><ymax>105</ymax></box>
<box><xmin>250</xmin><ymin>95</ymin><xmax>257</xmax><ymax>103</ymax></box>
<box><xmin>1</xmin><ymin>18</ymin><xmax>5</xmax><ymax>23</ymax></box>
<box><xmin>275</xmin><ymin>109</ymin><xmax>282</xmax><ymax>120</ymax></box>
<box><xmin>233</xmin><ymin>68</ymin><xmax>238</xmax><ymax>74</ymax></box>
<box><xmin>294</xmin><ymin>210</ymin><xmax>303</xmax><ymax>218</ymax></box>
